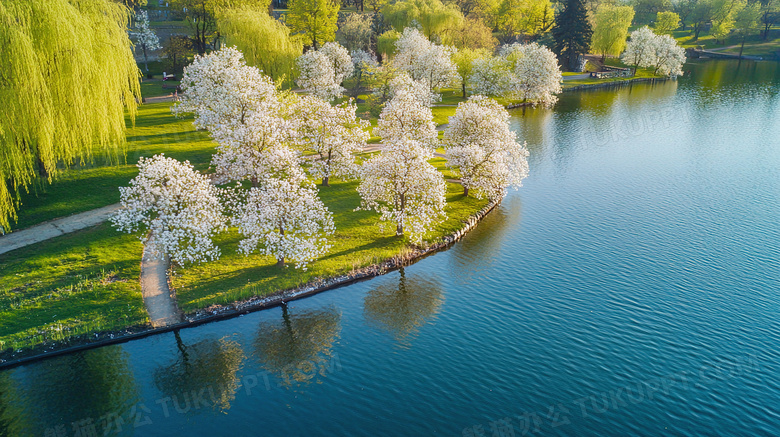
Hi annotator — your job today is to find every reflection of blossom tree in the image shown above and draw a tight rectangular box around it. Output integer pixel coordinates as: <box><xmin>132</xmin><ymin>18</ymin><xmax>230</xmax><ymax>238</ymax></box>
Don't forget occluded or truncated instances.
<box><xmin>254</xmin><ymin>305</ymin><xmax>341</xmax><ymax>388</ymax></box>
<box><xmin>13</xmin><ymin>347</ymin><xmax>139</xmax><ymax>435</ymax></box>
<box><xmin>154</xmin><ymin>334</ymin><xmax>245</xmax><ymax>412</ymax></box>
<box><xmin>363</xmin><ymin>268</ymin><xmax>444</xmax><ymax>344</ymax></box>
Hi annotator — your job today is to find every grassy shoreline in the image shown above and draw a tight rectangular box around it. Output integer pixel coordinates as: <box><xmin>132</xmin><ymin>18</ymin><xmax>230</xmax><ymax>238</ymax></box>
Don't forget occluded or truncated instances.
<box><xmin>0</xmin><ymin>85</ymin><xmax>489</xmax><ymax>356</ymax></box>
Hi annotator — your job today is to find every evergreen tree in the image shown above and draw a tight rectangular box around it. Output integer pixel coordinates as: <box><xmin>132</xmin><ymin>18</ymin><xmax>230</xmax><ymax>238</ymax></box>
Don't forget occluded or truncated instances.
<box><xmin>552</xmin><ymin>0</ymin><xmax>592</xmax><ymax>70</ymax></box>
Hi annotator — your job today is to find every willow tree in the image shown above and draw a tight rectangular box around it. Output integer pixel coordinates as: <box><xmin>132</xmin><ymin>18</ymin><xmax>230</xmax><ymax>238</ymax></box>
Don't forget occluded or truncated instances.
<box><xmin>0</xmin><ymin>0</ymin><xmax>141</xmax><ymax>232</ymax></box>
<box><xmin>218</xmin><ymin>6</ymin><xmax>303</xmax><ymax>86</ymax></box>
<box><xmin>591</xmin><ymin>5</ymin><xmax>635</xmax><ymax>60</ymax></box>
<box><xmin>382</xmin><ymin>0</ymin><xmax>464</xmax><ymax>39</ymax></box>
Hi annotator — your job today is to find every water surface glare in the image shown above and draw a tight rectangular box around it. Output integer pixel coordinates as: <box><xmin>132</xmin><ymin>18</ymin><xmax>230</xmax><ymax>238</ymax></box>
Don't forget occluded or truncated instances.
<box><xmin>2</xmin><ymin>60</ymin><xmax>779</xmax><ymax>436</ymax></box>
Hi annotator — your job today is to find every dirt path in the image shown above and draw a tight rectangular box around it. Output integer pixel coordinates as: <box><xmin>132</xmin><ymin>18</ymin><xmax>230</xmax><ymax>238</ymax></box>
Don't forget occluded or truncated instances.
<box><xmin>0</xmin><ymin>204</ymin><xmax>120</xmax><ymax>255</ymax></box>
<box><xmin>140</xmin><ymin>236</ymin><xmax>183</xmax><ymax>328</ymax></box>
<box><xmin>564</xmin><ymin>73</ymin><xmax>591</xmax><ymax>80</ymax></box>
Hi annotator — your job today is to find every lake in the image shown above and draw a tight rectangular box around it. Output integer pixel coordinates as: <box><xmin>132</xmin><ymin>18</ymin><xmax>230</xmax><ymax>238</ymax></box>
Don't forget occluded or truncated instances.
<box><xmin>1</xmin><ymin>59</ymin><xmax>779</xmax><ymax>436</ymax></box>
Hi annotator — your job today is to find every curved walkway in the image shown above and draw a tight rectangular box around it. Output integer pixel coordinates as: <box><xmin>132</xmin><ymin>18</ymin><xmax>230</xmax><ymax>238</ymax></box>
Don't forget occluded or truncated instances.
<box><xmin>140</xmin><ymin>237</ymin><xmax>183</xmax><ymax>328</ymax></box>
<box><xmin>0</xmin><ymin>204</ymin><xmax>120</xmax><ymax>255</ymax></box>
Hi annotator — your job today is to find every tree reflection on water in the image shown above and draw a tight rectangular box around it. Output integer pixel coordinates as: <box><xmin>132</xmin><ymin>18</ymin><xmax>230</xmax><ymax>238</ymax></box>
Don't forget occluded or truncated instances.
<box><xmin>153</xmin><ymin>334</ymin><xmax>245</xmax><ymax>413</ymax></box>
<box><xmin>363</xmin><ymin>268</ymin><xmax>444</xmax><ymax>345</ymax></box>
<box><xmin>254</xmin><ymin>304</ymin><xmax>341</xmax><ymax>388</ymax></box>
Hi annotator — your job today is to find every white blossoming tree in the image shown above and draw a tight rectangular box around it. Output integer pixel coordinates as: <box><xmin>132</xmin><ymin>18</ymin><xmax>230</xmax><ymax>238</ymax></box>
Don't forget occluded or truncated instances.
<box><xmin>357</xmin><ymin>140</ymin><xmax>447</xmax><ymax>244</ymax></box>
<box><xmin>111</xmin><ymin>155</ymin><xmax>228</xmax><ymax>265</ymax></box>
<box><xmin>444</xmin><ymin>96</ymin><xmax>530</xmax><ymax>200</ymax></box>
<box><xmin>174</xmin><ymin>47</ymin><xmax>279</xmax><ymax>135</ymax></box>
<box><xmin>296</xmin><ymin>43</ymin><xmax>354</xmax><ymax>100</ymax></box>
<box><xmin>131</xmin><ymin>10</ymin><xmax>161</xmax><ymax>72</ymax></box>
<box><xmin>290</xmin><ymin>95</ymin><xmax>370</xmax><ymax>186</ymax></box>
<box><xmin>373</xmin><ymin>82</ymin><xmax>438</xmax><ymax>148</ymax></box>
<box><xmin>174</xmin><ymin>47</ymin><xmax>303</xmax><ymax>187</ymax></box>
<box><xmin>501</xmin><ymin>43</ymin><xmax>563</xmax><ymax>107</ymax></box>
<box><xmin>393</xmin><ymin>27</ymin><xmax>460</xmax><ymax>95</ymax></box>
<box><xmin>235</xmin><ymin>179</ymin><xmax>335</xmax><ymax>269</ymax></box>
<box><xmin>621</xmin><ymin>26</ymin><xmax>658</xmax><ymax>72</ymax></box>
<box><xmin>469</xmin><ymin>56</ymin><xmax>513</xmax><ymax>97</ymax></box>
<box><xmin>649</xmin><ymin>34</ymin><xmax>686</xmax><ymax>76</ymax></box>
<box><xmin>319</xmin><ymin>42</ymin><xmax>354</xmax><ymax>83</ymax></box>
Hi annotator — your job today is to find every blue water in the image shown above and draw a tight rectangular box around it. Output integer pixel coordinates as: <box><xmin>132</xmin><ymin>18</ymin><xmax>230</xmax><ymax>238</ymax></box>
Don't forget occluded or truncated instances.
<box><xmin>1</xmin><ymin>60</ymin><xmax>779</xmax><ymax>436</ymax></box>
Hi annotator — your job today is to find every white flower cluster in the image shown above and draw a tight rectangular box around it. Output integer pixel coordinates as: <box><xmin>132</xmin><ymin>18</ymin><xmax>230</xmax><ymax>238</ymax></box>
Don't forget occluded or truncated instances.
<box><xmin>111</xmin><ymin>155</ymin><xmax>228</xmax><ymax>265</ymax></box>
<box><xmin>373</xmin><ymin>77</ymin><xmax>438</xmax><ymax>148</ymax></box>
<box><xmin>388</xmin><ymin>72</ymin><xmax>440</xmax><ymax>107</ymax></box>
<box><xmin>174</xmin><ymin>47</ymin><xmax>279</xmax><ymax>134</ymax></box>
<box><xmin>469</xmin><ymin>56</ymin><xmax>513</xmax><ymax>97</ymax></box>
<box><xmin>621</xmin><ymin>27</ymin><xmax>686</xmax><ymax>76</ymax></box>
<box><xmin>235</xmin><ymin>179</ymin><xmax>335</xmax><ymax>270</ymax></box>
<box><xmin>130</xmin><ymin>10</ymin><xmax>161</xmax><ymax>54</ymax></box>
<box><xmin>357</xmin><ymin>140</ymin><xmax>447</xmax><ymax>245</ymax></box>
<box><xmin>468</xmin><ymin>43</ymin><xmax>563</xmax><ymax>107</ymax></box>
<box><xmin>444</xmin><ymin>96</ymin><xmax>529</xmax><ymax>200</ymax></box>
<box><xmin>393</xmin><ymin>27</ymin><xmax>460</xmax><ymax>95</ymax></box>
<box><xmin>290</xmin><ymin>96</ymin><xmax>370</xmax><ymax>185</ymax></box>
<box><xmin>500</xmin><ymin>43</ymin><xmax>563</xmax><ymax>107</ymax></box>
<box><xmin>296</xmin><ymin>42</ymin><xmax>354</xmax><ymax>101</ymax></box>
<box><xmin>351</xmin><ymin>49</ymin><xmax>378</xmax><ymax>74</ymax></box>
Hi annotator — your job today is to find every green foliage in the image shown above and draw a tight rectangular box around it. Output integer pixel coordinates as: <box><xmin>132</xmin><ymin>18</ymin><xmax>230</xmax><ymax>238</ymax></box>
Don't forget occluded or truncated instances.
<box><xmin>655</xmin><ymin>11</ymin><xmax>681</xmax><ymax>34</ymax></box>
<box><xmin>287</xmin><ymin>0</ymin><xmax>340</xmax><ymax>48</ymax></box>
<box><xmin>377</xmin><ymin>29</ymin><xmax>401</xmax><ymax>57</ymax></box>
<box><xmin>336</xmin><ymin>13</ymin><xmax>374</xmax><ymax>52</ymax></box>
<box><xmin>161</xmin><ymin>35</ymin><xmax>194</xmax><ymax>76</ymax></box>
<box><xmin>733</xmin><ymin>2</ymin><xmax>762</xmax><ymax>49</ymax></box>
<box><xmin>442</xmin><ymin>17</ymin><xmax>497</xmax><ymax>49</ymax></box>
<box><xmin>591</xmin><ymin>5</ymin><xmax>635</xmax><ymax>57</ymax></box>
<box><xmin>218</xmin><ymin>6</ymin><xmax>303</xmax><ymax>86</ymax></box>
<box><xmin>452</xmin><ymin>48</ymin><xmax>489</xmax><ymax>97</ymax></box>
<box><xmin>711</xmin><ymin>0</ymin><xmax>747</xmax><ymax>41</ymax></box>
<box><xmin>0</xmin><ymin>0</ymin><xmax>141</xmax><ymax>233</ymax></box>
<box><xmin>382</xmin><ymin>0</ymin><xmax>464</xmax><ymax>39</ymax></box>
<box><xmin>760</xmin><ymin>0</ymin><xmax>780</xmax><ymax>40</ymax></box>
<box><xmin>632</xmin><ymin>0</ymin><xmax>672</xmax><ymax>23</ymax></box>
<box><xmin>552</xmin><ymin>0</ymin><xmax>593</xmax><ymax>70</ymax></box>
<box><xmin>496</xmin><ymin>0</ymin><xmax>555</xmax><ymax>39</ymax></box>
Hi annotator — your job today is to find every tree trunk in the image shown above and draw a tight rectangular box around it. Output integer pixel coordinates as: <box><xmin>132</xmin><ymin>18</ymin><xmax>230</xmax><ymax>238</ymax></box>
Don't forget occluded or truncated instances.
<box><xmin>462</xmin><ymin>82</ymin><xmax>466</xmax><ymax>99</ymax></box>
<box><xmin>739</xmin><ymin>37</ymin><xmax>746</xmax><ymax>58</ymax></box>
<box><xmin>36</xmin><ymin>157</ymin><xmax>49</xmax><ymax>179</ymax></box>
<box><xmin>277</xmin><ymin>225</ymin><xmax>285</xmax><ymax>267</ymax></box>
<box><xmin>396</xmin><ymin>223</ymin><xmax>403</xmax><ymax>236</ymax></box>
<box><xmin>322</xmin><ymin>176</ymin><xmax>330</xmax><ymax>187</ymax></box>
<box><xmin>463</xmin><ymin>185</ymin><xmax>469</xmax><ymax>196</ymax></box>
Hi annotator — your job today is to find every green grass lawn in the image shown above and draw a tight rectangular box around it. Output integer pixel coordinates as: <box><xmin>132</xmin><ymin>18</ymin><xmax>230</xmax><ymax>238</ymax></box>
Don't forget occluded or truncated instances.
<box><xmin>671</xmin><ymin>29</ymin><xmax>780</xmax><ymax>58</ymax></box>
<box><xmin>0</xmin><ymin>223</ymin><xmax>148</xmax><ymax>353</ymax></box>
